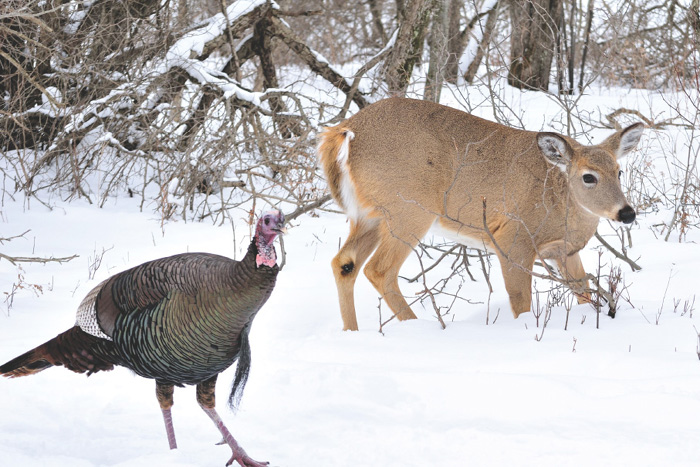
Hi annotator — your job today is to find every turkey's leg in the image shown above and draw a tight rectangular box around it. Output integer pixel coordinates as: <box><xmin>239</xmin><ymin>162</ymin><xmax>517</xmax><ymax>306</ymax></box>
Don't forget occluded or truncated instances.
<box><xmin>196</xmin><ymin>375</ymin><xmax>268</xmax><ymax>467</ymax></box>
<box><xmin>156</xmin><ymin>381</ymin><xmax>177</xmax><ymax>449</ymax></box>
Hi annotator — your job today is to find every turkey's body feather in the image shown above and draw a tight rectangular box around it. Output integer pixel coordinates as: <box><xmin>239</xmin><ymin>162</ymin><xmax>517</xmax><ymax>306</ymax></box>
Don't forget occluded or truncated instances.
<box><xmin>102</xmin><ymin>249</ymin><xmax>276</xmax><ymax>385</ymax></box>
<box><xmin>2</xmin><ymin>242</ymin><xmax>278</xmax><ymax>389</ymax></box>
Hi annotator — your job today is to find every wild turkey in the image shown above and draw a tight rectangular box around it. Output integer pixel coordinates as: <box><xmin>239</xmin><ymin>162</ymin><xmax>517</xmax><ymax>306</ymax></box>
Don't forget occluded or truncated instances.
<box><xmin>0</xmin><ymin>209</ymin><xmax>285</xmax><ymax>467</ymax></box>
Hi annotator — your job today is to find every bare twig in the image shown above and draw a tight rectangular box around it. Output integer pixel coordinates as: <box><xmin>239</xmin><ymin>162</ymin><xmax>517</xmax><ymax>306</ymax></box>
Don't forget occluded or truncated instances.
<box><xmin>0</xmin><ymin>230</ymin><xmax>31</xmax><ymax>244</ymax></box>
<box><xmin>413</xmin><ymin>250</ymin><xmax>447</xmax><ymax>330</ymax></box>
<box><xmin>605</xmin><ymin>109</ymin><xmax>676</xmax><ymax>130</ymax></box>
<box><xmin>0</xmin><ymin>252</ymin><xmax>79</xmax><ymax>265</ymax></box>
<box><xmin>268</xmin><ymin>15</ymin><xmax>368</xmax><ymax>109</ymax></box>
<box><xmin>594</xmin><ymin>231</ymin><xmax>642</xmax><ymax>271</ymax></box>
<box><xmin>285</xmin><ymin>194</ymin><xmax>332</xmax><ymax>222</ymax></box>
<box><xmin>0</xmin><ymin>230</ymin><xmax>79</xmax><ymax>265</ymax></box>
<box><xmin>405</xmin><ymin>244</ymin><xmax>460</xmax><ymax>283</ymax></box>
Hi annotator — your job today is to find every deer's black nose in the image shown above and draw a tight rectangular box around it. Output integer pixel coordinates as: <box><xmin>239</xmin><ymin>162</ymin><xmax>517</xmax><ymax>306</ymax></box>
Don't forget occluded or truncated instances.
<box><xmin>618</xmin><ymin>205</ymin><xmax>636</xmax><ymax>224</ymax></box>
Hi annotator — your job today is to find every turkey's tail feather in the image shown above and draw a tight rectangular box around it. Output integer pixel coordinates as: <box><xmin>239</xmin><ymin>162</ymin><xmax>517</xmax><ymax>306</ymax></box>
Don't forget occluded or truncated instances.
<box><xmin>0</xmin><ymin>348</ymin><xmax>53</xmax><ymax>377</ymax></box>
<box><xmin>228</xmin><ymin>325</ymin><xmax>252</xmax><ymax>410</ymax></box>
<box><xmin>0</xmin><ymin>326</ymin><xmax>115</xmax><ymax>378</ymax></box>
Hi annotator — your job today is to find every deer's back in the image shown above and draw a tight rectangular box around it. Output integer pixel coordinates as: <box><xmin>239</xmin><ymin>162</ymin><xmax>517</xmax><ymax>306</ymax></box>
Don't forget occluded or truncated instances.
<box><xmin>339</xmin><ymin>99</ymin><xmax>563</xmax><ymax>233</ymax></box>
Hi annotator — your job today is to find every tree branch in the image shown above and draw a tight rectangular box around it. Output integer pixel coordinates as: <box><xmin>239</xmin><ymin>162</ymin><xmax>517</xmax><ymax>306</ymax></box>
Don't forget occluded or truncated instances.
<box><xmin>267</xmin><ymin>15</ymin><xmax>368</xmax><ymax>108</ymax></box>
<box><xmin>594</xmin><ymin>231</ymin><xmax>642</xmax><ymax>271</ymax></box>
<box><xmin>0</xmin><ymin>252</ymin><xmax>78</xmax><ymax>265</ymax></box>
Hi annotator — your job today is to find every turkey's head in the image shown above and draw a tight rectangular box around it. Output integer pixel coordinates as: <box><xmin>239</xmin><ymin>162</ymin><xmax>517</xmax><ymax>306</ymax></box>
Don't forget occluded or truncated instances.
<box><xmin>255</xmin><ymin>209</ymin><xmax>286</xmax><ymax>268</ymax></box>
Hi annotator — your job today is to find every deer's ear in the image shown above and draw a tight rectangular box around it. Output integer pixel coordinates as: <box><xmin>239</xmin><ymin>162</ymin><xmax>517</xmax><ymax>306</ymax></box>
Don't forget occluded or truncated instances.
<box><xmin>600</xmin><ymin>122</ymin><xmax>644</xmax><ymax>159</ymax></box>
<box><xmin>537</xmin><ymin>132</ymin><xmax>572</xmax><ymax>172</ymax></box>
<box><xmin>618</xmin><ymin>123</ymin><xmax>644</xmax><ymax>158</ymax></box>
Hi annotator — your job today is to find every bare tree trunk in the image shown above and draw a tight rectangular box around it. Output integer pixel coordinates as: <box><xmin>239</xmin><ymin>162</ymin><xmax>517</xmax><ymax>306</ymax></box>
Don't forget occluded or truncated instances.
<box><xmin>444</xmin><ymin>0</ymin><xmax>463</xmax><ymax>83</ymax></box>
<box><xmin>253</xmin><ymin>15</ymin><xmax>296</xmax><ymax>137</ymax></box>
<box><xmin>445</xmin><ymin>0</ymin><xmax>500</xmax><ymax>84</ymax></box>
<box><xmin>177</xmin><ymin>0</ymin><xmax>189</xmax><ymax>29</ymax></box>
<box><xmin>397</xmin><ymin>0</ymin><xmax>407</xmax><ymax>19</ymax></box>
<box><xmin>384</xmin><ymin>0</ymin><xmax>436</xmax><ymax>95</ymax></box>
<box><xmin>253</xmin><ymin>17</ymin><xmax>283</xmax><ymax>106</ymax></box>
<box><xmin>556</xmin><ymin>4</ymin><xmax>566</xmax><ymax>93</ymax></box>
<box><xmin>693</xmin><ymin>0</ymin><xmax>700</xmax><ymax>51</ymax></box>
<box><xmin>463</xmin><ymin>1</ymin><xmax>501</xmax><ymax>84</ymax></box>
<box><xmin>578</xmin><ymin>0</ymin><xmax>594</xmax><ymax>92</ymax></box>
<box><xmin>567</xmin><ymin>0</ymin><xmax>575</xmax><ymax>92</ymax></box>
<box><xmin>556</xmin><ymin>0</ymin><xmax>575</xmax><ymax>94</ymax></box>
<box><xmin>507</xmin><ymin>0</ymin><xmax>563</xmax><ymax>91</ymax></box>
<box><xmin>424</xmin><ymin>0</ymin><xmax>449</xmax><ymax>102</ymax></box>
<box><xmin>368</xmin><ymin>0</ymin><xmax>389</xmax><ymax>43</ymax></box>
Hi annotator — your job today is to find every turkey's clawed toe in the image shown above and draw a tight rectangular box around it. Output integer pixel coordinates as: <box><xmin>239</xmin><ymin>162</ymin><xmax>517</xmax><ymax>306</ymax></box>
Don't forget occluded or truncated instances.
<box><xmin>225</xmin><ymin>450</ymin><xmax>269</xmax><ymax>467</ymax></box>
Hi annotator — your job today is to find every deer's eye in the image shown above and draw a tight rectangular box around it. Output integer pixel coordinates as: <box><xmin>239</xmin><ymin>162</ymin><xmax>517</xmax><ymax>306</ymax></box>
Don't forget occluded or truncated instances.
<box><xmin>618</xmin><ymin>170</ymin><xmax>623</xmax><ymax>179</ymax></box>
<box><xmin>582</xmin><ymin>173</ymin><xmax>597</xmax><ymax>185</ymax></box>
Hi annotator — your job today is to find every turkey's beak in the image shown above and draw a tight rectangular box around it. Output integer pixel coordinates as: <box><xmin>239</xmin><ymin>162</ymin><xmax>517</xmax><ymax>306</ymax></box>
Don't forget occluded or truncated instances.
<box><xmin>273</xmin><ymin>211</ymin><xmax>286</xmax><ymax>234</ymax></box>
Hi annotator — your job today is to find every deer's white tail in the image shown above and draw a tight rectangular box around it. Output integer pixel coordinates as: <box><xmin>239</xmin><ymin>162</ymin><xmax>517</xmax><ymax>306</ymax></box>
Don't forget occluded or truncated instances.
<box><xmin>318</xmin><ymin>127</ymin><xmax>367</xmax><ymax>221</ymax></box>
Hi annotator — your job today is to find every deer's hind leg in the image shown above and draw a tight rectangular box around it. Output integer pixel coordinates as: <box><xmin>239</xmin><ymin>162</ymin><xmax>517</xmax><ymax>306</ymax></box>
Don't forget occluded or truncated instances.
<box><xmin>363</xmin><ymin>211</ymin><xmax>436</xmax><ymax>323</ymax></box>
<box><xmin>332</xmin><ymin>217</ymin><xmax>381</xmax><ymax>331</ymax></box>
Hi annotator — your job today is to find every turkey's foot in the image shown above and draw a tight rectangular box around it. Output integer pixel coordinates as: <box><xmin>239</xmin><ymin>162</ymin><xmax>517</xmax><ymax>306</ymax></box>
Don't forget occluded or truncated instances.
<box><xmin>224</xmin><ymin>448</ymin><xmax>269</xmax><ymax>467</ymax></box>
<box><xmin>202</xmin><ymin>407</ymin><xmax>268</xmax><ymax>467</ymax></box>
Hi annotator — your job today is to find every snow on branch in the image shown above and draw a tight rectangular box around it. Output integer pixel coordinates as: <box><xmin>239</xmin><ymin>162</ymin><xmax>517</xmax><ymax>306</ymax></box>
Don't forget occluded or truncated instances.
<box><xmin>171</xmin><ymin>0</ymin><xmax>278</xmax><ymax>60</ymax></box>
<box><xmin>3</xmin><ymin>0</ymin><xmax>371</xmax><ymax>221</ymax></box>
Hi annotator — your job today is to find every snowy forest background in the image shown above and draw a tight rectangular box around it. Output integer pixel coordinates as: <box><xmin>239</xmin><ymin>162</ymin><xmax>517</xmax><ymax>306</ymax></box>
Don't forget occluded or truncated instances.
<box><xmin>1</xmin><ymin>1</ymin><xmax>700</xmax><ymax>466</ymax></box>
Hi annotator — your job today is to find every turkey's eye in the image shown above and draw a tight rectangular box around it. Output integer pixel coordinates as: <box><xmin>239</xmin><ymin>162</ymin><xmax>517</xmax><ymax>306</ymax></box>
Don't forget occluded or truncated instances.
<box><xmin>264</xmin><ymin>218</ymin><xmax>270</xmax><ymax>225</ymax></box>
<box><xmin>582</xmin><ymin>173</ymin><xmax>597</xmax><ymax>185</ymax></box>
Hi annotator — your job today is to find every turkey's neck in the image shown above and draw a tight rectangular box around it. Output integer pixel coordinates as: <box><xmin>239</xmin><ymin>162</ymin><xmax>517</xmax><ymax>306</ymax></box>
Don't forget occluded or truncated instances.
<box><xmin>255</xmin><ymin>235</ymin><xmax>277</xmax><ymax>268</ymax></box>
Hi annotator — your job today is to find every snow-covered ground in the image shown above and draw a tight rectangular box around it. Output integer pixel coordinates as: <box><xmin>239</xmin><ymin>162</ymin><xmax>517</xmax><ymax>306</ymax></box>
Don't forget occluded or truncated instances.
<box><xmin>2</xmin><ymin>87</ymin><xmax>700</xmax><ymax>466</ymax></box>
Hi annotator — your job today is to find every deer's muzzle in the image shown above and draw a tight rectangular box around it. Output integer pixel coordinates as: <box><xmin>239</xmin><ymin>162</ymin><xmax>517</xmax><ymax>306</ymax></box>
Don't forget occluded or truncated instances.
<box><xmin>618</xmin><ymin>205</ymin><xmax>636</xmax><ymax>224</ymax></box>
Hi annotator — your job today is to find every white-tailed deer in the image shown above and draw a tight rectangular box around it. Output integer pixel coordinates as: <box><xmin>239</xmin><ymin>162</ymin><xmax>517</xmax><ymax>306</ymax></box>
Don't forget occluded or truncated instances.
<box><xmin>319</xmin><ymin>97</ymin><xmax>643</xmax><ymax>331</ymax></box>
